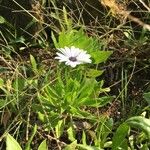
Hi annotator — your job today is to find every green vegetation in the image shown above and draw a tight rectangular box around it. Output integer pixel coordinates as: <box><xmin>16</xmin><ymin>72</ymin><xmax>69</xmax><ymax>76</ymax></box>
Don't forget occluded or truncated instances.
<box><xmin>0</xmin><ymin>0</ymin><xmax>150</xmax><ymax>149</ymax></box>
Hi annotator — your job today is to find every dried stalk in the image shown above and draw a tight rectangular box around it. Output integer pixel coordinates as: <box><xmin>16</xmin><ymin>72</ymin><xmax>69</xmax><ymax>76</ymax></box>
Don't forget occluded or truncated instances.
<box><xmin>100</xmin><ymin>0</ymin><xmax>150</xmax><ymax>31</ymax></box>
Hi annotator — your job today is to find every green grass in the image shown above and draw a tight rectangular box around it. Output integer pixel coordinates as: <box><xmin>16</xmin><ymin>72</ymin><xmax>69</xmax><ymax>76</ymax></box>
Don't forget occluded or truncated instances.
<box><xmin>0</xmin><ymin>0</ymin><xmax>150</xmax><ymax>149</ymax></box>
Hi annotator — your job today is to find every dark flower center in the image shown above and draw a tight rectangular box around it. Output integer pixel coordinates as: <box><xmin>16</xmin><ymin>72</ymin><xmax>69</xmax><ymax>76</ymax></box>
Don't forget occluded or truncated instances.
<box><xmin>69</xmin><ymin>56</ymin><xmax>77</xmax><ymax>62</ymax></box>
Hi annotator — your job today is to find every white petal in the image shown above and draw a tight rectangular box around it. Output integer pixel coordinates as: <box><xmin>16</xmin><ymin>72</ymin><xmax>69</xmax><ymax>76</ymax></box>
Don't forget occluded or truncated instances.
<box><xmin>55</xmin><ymin>46</ymin><xmax>92</xmax><ymax>67</ymax></box>
<box><xmin>65</xmin><ymin>61</ymin><xmax>76</xmax><ymax>68</ymax></box>
<box><xmin>71</xmin><ymin>46</ymin><xmax>79</xmax><ymax>56</ymax></box>
<box><xmin>77</xmin><ymin>53</ymin><xmax>92</xmax><ymax>63</ymax></box>
<box><xmin>57</xmin><ymin>57</ymin><xmax>69</xmax><ymax>62</ymax></box>
<box><xmin>55</xmin><ymin>53</ymin><xmax>69</xmax><ymax>62</ymax></box>
<box><xmin>70</xmin><ymin>63</ymin><xmax>77</xmax><ymax>68</ymax></box>
<box><xmin>58</xmin><ymin>48</ymin><xmax>69</xmax><ymax>56</ymax></box>
<box><xmin>65</xmin><ymin>47</ymin><xmax>72</xmax><ymax>57</ymax></box>
<box><xmin>70</xmin><ymin>47</ymin><xmax>76</xmax><ymax>56</ymax></box>
<box><xmin>56</xmin><ymin>52</ymin><xmax>66</xmax><ymax>58</ymax></box>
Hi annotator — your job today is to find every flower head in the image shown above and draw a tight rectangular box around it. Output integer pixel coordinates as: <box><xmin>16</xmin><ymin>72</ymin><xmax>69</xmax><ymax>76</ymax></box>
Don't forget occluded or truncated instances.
<box><xmin>55</xmin><ymin>46</ymin><xmax>92</xmax><ymax>68</ymax></box>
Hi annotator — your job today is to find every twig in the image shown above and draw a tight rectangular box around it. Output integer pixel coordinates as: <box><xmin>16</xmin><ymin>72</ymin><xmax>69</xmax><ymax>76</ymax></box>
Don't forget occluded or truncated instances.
<box><xmin>139</xmin><ymin>0</ymin><xmax>150</xmax><ymax>12</ymax></box>
<box><xmin>101</xmin><ymin>0</ymin><xmax>150</xmax><ymax>31</ymax></box>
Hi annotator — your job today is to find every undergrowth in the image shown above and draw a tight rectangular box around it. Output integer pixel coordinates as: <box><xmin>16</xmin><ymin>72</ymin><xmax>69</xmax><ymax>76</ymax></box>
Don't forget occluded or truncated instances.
<box><xmin>0</xmin><ymin>0</ymin><xmax>150</xmax><ymax>150</ymax></box>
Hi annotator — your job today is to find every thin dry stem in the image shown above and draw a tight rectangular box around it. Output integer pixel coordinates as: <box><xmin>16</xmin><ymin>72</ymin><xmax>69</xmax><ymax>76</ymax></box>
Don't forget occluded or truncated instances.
<box><xmin>100</xmin><ymin>0</ymin><xmax>150</xmax><ymax>31</ymax></box>
<box><xmin>139</xmin><ymin>0</ymin><xmax>150</xmax><ymax>12</ymax></box>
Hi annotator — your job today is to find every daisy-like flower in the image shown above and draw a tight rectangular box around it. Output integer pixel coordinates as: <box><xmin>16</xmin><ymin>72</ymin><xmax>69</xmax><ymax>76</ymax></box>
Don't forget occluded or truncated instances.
<box><xmin>55</xmin><ymin>46</ymin><xmax>92</xmax><ymax>68</ymax></box>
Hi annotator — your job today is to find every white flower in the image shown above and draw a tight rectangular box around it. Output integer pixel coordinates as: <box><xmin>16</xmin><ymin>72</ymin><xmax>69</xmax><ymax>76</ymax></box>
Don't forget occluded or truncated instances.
<box><xmin>55</xmin><ymin>46</ymin><xmax>92</xmax><ymax>68</ymax></box>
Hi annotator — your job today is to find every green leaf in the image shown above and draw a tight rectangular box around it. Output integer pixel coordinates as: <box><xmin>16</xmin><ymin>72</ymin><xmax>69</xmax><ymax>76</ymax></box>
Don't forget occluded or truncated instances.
<box><xmin>9</xmin><ymin>36</ymin><xmax>25</xmax><ymax>44</ymax></box>
<box><xmin>25</xmin><ymin>124</ymin><xmax>37</xmax><ymax>150</ymax></box>
<box><xmin>64</xmin><ymin>140</ymin><xmax>77</xmax><ymax>150</ymax></box>
<box><xmin>86</xmin><ymin>69</ymin><xmax>104</xmax><ymax>78</ymax></box>
<box><xmin>58</xmin><ymin>30</ymin><xmax>74</xmax><ymax>47</ymax></box>
<box><xmin>45</xmin><ymin>85</ymin><xmax>60</xmax><ymax>99</ymax></box>
<box><xmin>35</xmin><ymin>110</ymin><xmax>60</xmax><ymax>128</ymax></box>
<box><xmin>6</xmin><ymin>133</ymin><xmax>22</xmax><ymax>150</ymax></box>
<box><xmin>126</xmin><ymin>116</ymin><xmax>150</xmax><ymax>139</ymax></box>
<box><xmin>38</xmin><ymin>92</ymin><xmax>57</xmax><ymax>107</ymax></box>
<box><xmin>143</xmin><ymin>92</ymin><xmax>150</xmax><ymax>105</ymax></box>
<box><xmin>67</xmin><ymin>125</ymin><xmax>76</xmax><ymax>142</ymax></box>
<box><xmin>13</xmin><ymin>78</ymin><xmax>25</xmax><ymax>92</ymax></box>
<box><xmin>112</xmin><ymin>123</ymin><xmax>129</xmax><ymax>150</ymax></box>
<box><xmin>56</xmin><ymin>29</ymin><xmax>100</xmax><ymax>52</ymax></box>
<box><xmin>37</xmin><ymin>112</ymin><xmax>45</xmax><ymax>122</ymax></box>
<box><xmin>81</xmin><ymin>131</ymin><xmax>87</xmax><ymax>145</ymax></box>
<box><xmin>141</xmin><ymin>144</ymin><xmax>149</xmax><ymax>150</ymax></box>
<box><xmin>0</xmin><ymin>99</ymin><xmax>6</xmax><ymax>109</ymax></box>
<box><xmin>0</xmin><ymin>78</ymin><xmax>4</xmax><ymax>88</ymax></box>
<box><xmin>63</xmin><ymin>6</ymin><xmax>72</xmax><ymax>30</ymax></box>
<box><xmin>78</xmin><ymin>78</ymin><xmax>97</xmax><ymax>99</ymax></box>
<box><xmin>77</xmin><ymin>144</ymin><xmax>101</xmax><ymax>150</ymax></box>
<box><xmin>0</xmin><ymin>16</ymin><xmax>5</xmax><ymax>24</ymax></box>
<box><xmin>54</xmin><ymin>75</ymin><xmax>65</xmax><ymax>97</ymax></box>
<box><xmin>91</xmin><ymin>51</ymin><xmax>112</xmax><ymax>64</ymax></box>
<box><xmin>98</xmin><ymin>96</ymin><xmax>114</xmax><ymax>107</ymax></box>
<box><xmin>51</xmin><ymin>31</ymin><xmax>59</xmax><ymax>48</ymax></box>
<box><xmin>79</xmin><ymin>96</ymin><xmax>114</xmax><ymax>107</ymax></box>
<box><xmin>30</xmin><ymin>54</ymin><xmax>38</xmax><ymax>73</ymax></box>
<box><xmin>38</xmin><ymin>140</ymin><xmax>48</xmax><ymax>150</ymax></box>
<box><xmin>70</xmin><ymin>107</ymin><xmax>96</xmax><ymax>120</ymax></box>
<box><xmin>94</xmin><ymin>117</ymin><xmax>113</xmax><ymax>147</ymax></box>
<box><xmin>55</xmin><ymin>119</ymin><xmax>64</xmax><ymax>138</ymax></box>
<box><xmin>46</xmin><ymin>116</ymin><xmax>60</xmax><ymax>129</ymax></box>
